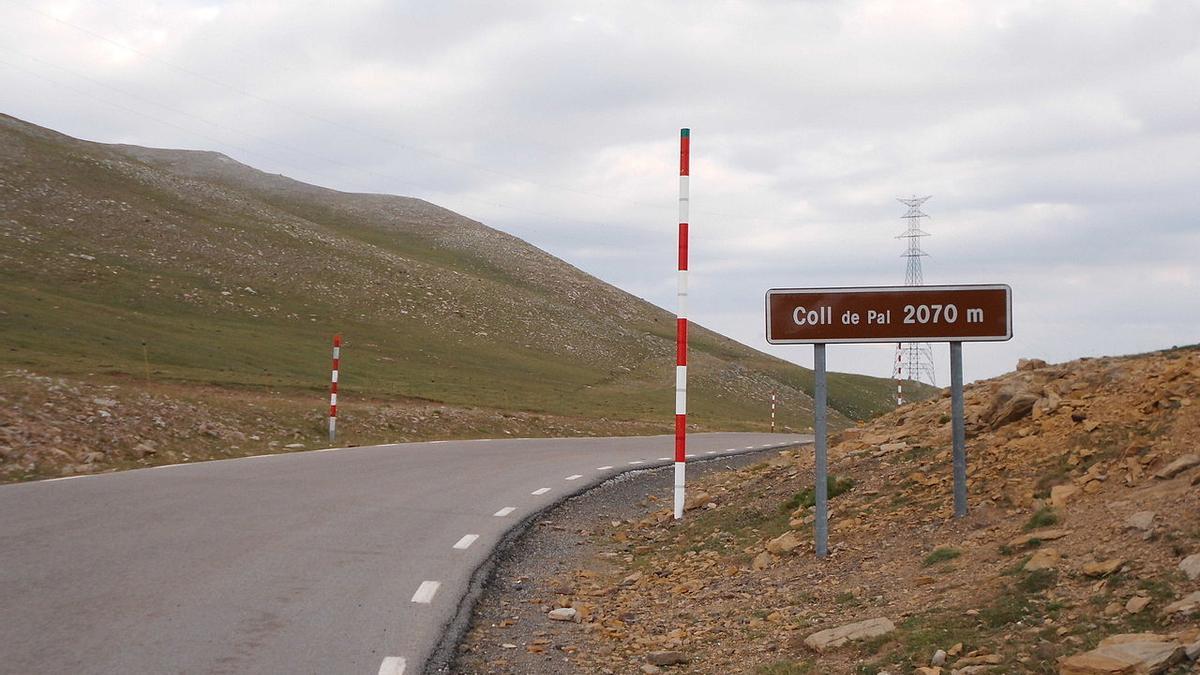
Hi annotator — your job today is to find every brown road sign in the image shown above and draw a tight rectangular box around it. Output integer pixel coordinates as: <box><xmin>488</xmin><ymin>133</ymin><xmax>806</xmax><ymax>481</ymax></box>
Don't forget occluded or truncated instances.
<box><xmin>766</xmin><ymin>284</ymin><xmax>1012</xmax><ymax>344</ymax></box>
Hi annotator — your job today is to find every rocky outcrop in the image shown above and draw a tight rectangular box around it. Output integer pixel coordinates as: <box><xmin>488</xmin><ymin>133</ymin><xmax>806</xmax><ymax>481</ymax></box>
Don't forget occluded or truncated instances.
<box><xmin>1059</xmin><ymin>633</ymin><xmax>1184</xmax><ymax>674</ymax></box>
<box><xmin>803</xmin><ymin>617</ymin><xmax>896</xmax><ymax>652</ymax></box>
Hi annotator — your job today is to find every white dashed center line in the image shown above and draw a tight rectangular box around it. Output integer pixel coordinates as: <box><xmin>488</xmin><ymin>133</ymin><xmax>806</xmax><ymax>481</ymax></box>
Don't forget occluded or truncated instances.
<box><xmin>596</xmin><ymin>465</ymin><xmax>613</xmax><ymax>471</ymax></box>
<box><xmin>706</xmin><ymin>450</ymin><xmax>717</xmax><ymax>454</ymax></box>
<box><xmin>627</xmin><ymin>460</ymin><xmax>644</xmax><ymax>465</ymax></box>
<box><xmin>453</xmin><ymin>534</ymin><xmax>479</xmax><ymax>550</ymax></box>
<box><xmin>565</xmin><ymin>474</ymin><xmax>582</xmax><ymax>481</ymax></box>
<box><xmin>531</xmin><ymin>487</ymin><xmax>551</xmax><ymax>495</ymax></box>
<box><xmin>411</xmin><ymin>581</ymin><xmax>440</xmax><ymax>604</ymax></box>
<box><xmin>685</xmin><ymin>454</ymin><xmax>696</xmax><ymax>458</ymax></box>
<box><xmin>657</xmin><ymin>457</ymin><xmax>671</xmax><ymax>461</ymax></box>
<box><xmin>493</xmin><ymin>507</ymin><xmax>516</xmax><ymax>517</ymax></box>
<box><xmin>726</xmin><ymin>448</ymin><xmax>736</xmax><ymax>452</ymax></box>
<box><xmin>378</xmin><ymin>656</ymin><xmax>407</xmax><ymax>675</ymax></box>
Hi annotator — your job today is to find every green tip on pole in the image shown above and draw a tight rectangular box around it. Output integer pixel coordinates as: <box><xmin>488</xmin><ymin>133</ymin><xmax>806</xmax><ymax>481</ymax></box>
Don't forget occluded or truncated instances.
<box><xmin>681</xmin><ymin>128</ymin><xmax>690</xmax><ymax>137</ymax></box>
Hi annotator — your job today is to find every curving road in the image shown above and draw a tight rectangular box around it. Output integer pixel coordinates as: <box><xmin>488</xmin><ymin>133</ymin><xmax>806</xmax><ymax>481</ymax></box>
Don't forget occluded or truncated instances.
<box><xmin>0</xmin><ymin>432</ymin><xmax>808</xmax><ymax>674</ymax></box>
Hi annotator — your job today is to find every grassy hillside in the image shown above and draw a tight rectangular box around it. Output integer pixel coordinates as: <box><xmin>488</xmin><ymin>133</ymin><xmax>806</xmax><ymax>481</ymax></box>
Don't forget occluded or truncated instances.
<box><xmin>0</xmin><ymin>113</ymin><xmax>931</xmax><ymax>438</ymax></box>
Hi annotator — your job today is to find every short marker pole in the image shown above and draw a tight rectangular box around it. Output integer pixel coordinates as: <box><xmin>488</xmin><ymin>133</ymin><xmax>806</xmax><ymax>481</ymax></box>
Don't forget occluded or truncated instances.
<box><xmin>770</xmin><ymin>392</ymin><xmax>776</xmax><ymax>433</ymax></box>
<box><xmin>329</xmin><ymin>334</ymin><xmax>340</xmax><ymax>443</ymax></box>
<box><xmin>673</xmin><ymin>127</ymin><xmax>690</xmax><ymax>520</ymax></box>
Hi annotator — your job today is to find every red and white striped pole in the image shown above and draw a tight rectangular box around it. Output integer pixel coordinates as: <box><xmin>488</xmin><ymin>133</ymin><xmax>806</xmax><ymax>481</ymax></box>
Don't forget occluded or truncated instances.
<box><xmin>893</xmin><ymin>344</ymin><xmax>904</xmax><ymax>406</ymax></box>
<box><xmin>771</xmin><ymin>392</ymin><xmax>776</xmax><ymax>432</ymax></box>
<box><xmin>329</xmin><ymin>334</ymin><xmax>341</xmax><ymax>443</ymax></box>
<box><xmin>674</xmin><ymin>128</ymin><xmax>690</xmax><ymax>520</ymax></box>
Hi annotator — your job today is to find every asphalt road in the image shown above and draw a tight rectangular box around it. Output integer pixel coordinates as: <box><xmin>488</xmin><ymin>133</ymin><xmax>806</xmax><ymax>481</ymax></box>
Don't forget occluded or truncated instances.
<box><xmin>0</xmin><ymin>432</ymin><xmax>809</xmax><ymax>674</ymax></box>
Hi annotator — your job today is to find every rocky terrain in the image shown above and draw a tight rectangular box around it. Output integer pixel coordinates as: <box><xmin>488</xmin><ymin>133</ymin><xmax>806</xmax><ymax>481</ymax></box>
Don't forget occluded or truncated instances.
<box><xmin>456</xmin><ymin>345</ymin><xmax>1200</xmax><ymax>674</ymax></box>
<box><xmin>0</xmin><ymin>368</ymin><xmax>675</xmax><ymax>481</ymax></box>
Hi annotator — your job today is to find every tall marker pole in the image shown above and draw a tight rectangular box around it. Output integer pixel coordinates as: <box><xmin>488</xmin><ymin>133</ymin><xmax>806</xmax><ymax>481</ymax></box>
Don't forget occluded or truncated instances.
<box><xmin>771</xmin><ymin>392</ymin><xmax>777</xmax><ymax>432</ymax></box>
<box><xmin>674</xmin><ymin>128</ymin><xmax>690</xmax><ymax>520</ymax></box>
<box><xmin>329</xmin><ymin>334</ymin><xmax>341</xmax><ymax>444</ymax></box>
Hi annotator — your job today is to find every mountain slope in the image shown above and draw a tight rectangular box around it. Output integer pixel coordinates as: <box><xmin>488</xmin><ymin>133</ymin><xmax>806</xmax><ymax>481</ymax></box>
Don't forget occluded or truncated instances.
<box><xmin>0</xmin><ymin>114</ymin><xmax>928</xmax><ymax>456</ymax></box>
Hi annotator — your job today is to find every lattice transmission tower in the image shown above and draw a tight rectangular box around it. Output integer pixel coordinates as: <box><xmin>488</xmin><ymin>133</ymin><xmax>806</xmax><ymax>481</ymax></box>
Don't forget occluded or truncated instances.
<box><xmin>892</xmin><ymin>196</ymin><xmax>937</xmax><ymax>405</ymax></box>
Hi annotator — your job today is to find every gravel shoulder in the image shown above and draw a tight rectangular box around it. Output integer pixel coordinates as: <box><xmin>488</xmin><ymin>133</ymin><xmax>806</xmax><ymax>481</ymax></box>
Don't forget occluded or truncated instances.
<box><xmin>438</xmin><ymin>447</ymin><xmax>801</xmax><ymax>674</ymax></box>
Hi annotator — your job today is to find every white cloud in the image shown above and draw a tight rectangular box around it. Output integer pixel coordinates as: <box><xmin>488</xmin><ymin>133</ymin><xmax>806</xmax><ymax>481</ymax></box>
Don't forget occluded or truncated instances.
<box><xmin>2</xmin><ymin>0</ymin><xmax>1198</xmax><ymax>385</ymax></box>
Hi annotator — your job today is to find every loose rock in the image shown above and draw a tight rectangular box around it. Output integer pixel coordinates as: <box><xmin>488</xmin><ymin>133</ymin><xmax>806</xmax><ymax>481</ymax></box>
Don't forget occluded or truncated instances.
<box><xmin>645</xmin><ymin>650</ymin><xmax>688</xmax><ymax>666</ymax></box>
<box><xmin>1179</xmin><ymin>554</ymin><xmax>1200</xmax><ymax>581</ymax></box>
<box><xmin>1059</xmin><ymin>633</ymin><xmax>1184</xmax><ymax>674</ymax></box>
<box><xmin>765</xmin><ymin>531</ymin><xmax>802</xmax><ymax>555</ymax></box>
<box><xmin>1126</xmin><ymin>511</ymin><xmax>1156</xmax><ymax>531</ymax></box>
<box><xmin>1050</xmin><ymin>484</ymin><xmax>1079</xmax><ymax>508</ymax></box>
<box><xmin>1024</xmin><ymin>547</ymin><xmax>1061</xmax><ymax>571</ymax></box>
<box><xmin>804</xmin><ymin>617</ymin><xmax>896</xmax><ymax>652</ymax></box>
<box><xmin>1082</xmin><ymin>559</ymin><xmax>1124</xmax><ymax>578</ymax></box>
<box><xmin>1163</xmin><ymin>591</ymin><xmax>1200</xmax><ymax>617</ymax></box>
<box><xmin>1153</xmin><ymin>454</ymin><xmax>1200</xmax><ymax>480</ymax></box>
<box><xmin>1125</xmin><ymin>595</ymin><xmax>1151</xmax><ymax>614</ymax></box>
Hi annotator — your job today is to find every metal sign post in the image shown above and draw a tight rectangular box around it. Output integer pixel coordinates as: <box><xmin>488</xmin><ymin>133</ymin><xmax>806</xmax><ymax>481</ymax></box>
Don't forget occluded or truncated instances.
<box><xmin>766</xmin><ymin>284</ymin><xmax>1012</xmax><ymax>555</ymax></box>
<box><xmin>813</xmin><ymin>345</ymin><xmax>829</xmax><ymax>558</ymax></box>
<box><xmin>950</xmin><ymin>341</ymin><xmax>967</xmax><ymax>517</ymax></box>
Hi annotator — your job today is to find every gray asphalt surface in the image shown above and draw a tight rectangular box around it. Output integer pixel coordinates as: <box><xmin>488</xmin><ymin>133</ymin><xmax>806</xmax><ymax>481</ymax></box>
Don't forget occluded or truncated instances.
<box><xmin>0</xmin><ymin>432</ymin><xmax>808</xmax><ymax>674</ymax></box>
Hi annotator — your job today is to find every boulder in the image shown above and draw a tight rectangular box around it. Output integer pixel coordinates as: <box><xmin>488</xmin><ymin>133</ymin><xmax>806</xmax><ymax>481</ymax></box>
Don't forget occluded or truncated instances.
<box><xmin>752</xmin><ymin>551</ymin><xmax>776</xmax><ymax>570</ymax></box>
<box><xmin>1126</xmin><ymin>511</ymin><xmax>1156</xmax><ymax>532</ymax></box>
<box><xmin>766</xmin><ymin>531</ymin><xmax>803</xmax><ymax>555</ymax></box>
<box><xmin>547</xmin><ymin>607</ymin><xmax>577</xmax><ymax>621</ymax></box>
<box><xmin>1050</xmin><ymin>484</ymin><xmax>1080</xmax><ymax>508</ymax></box>
<box><xmin>683</xmin><ymin>492</ymin><xmax>713</xmax><ymax>511</ymax></box>
<box><xmin>1017</xmin><ymin>358</ymin><xmax>1049</xmax><ymax>371</ymax></box>
<box><xmin>1024</xmin><ymin>547</ymin><xmax>1062</xmax><ymax>571</ymax></box>
<box><xmin>1125</xmin><ymin>595</ymin><xmax>1151</xmax><ymax>614</ymax></box>
<box><xmin>1059</xmin><ymin>633</ymin><xmax>1183</xmax><ymax>675</ymax></box>
<box><xmin>1178</xmin><ymin>554</ymin><xmax>1200</xmax><ymax>581</ymax></box>
<box><xmin>1154</xmin><ymin>454</ymin><xmax>1200</xmax><ymax>480</ymax></box>
<box><xmin>955</xmin><ymin>653</ymin><xmax>1003</xmax><ymax>667</ymax></box>
<box><xmin>804</xmin><ymin>617</ymin><xmax>895</xmax><ymax>652</ymax></box>
<box><xmin>1082</xmin><ymin>559</ymin><xmax>1124</xmax><ymax>578</ymax></box>
<box><xmin>1163</xmin><ymin>591</ymin><xmax>1200</xmax><ymax>617</ymax></box>
<box><xmin>1008</xmin><ymin>529</ymin><xmax>1072</xmax><ymax>548</ymax></box>
<box><xmin>645</xmin><ymin>651</ymin><xmax>688</xmax><ymax>666</ymax></box>
<box><xmin>986</xmin><ymin>388</ymin><xmax>1040</xmax><ymax>428</ymax></box>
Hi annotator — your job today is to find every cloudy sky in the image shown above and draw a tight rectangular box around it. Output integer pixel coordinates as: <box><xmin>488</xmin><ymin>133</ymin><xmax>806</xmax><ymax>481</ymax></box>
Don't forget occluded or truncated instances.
<box><xmin>2</xmin><ymin>0</ymin><xmax>1198</xmax><ymax>384</ymax></box>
